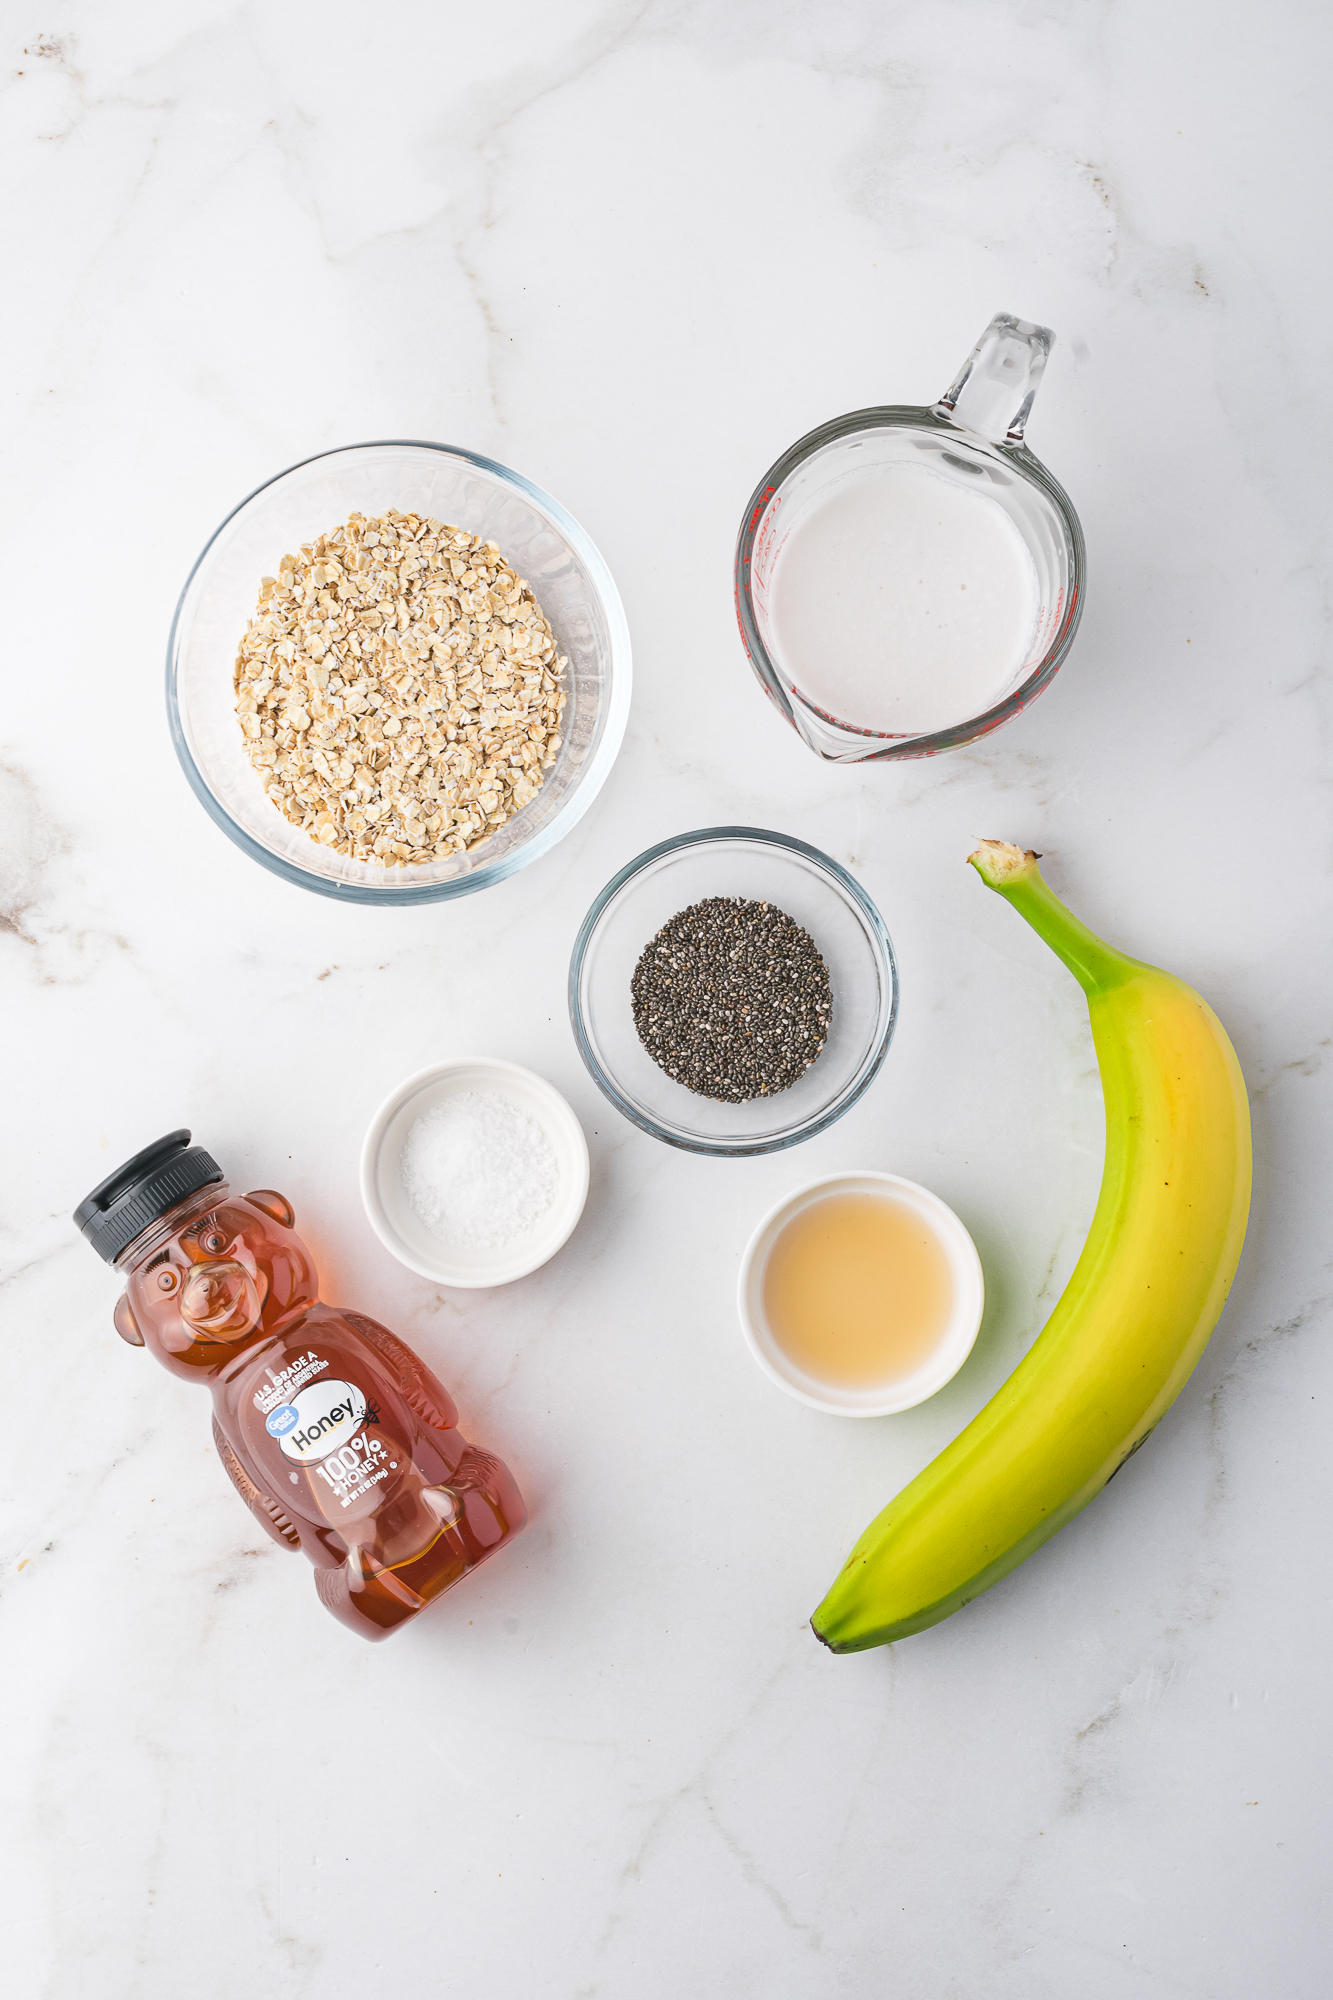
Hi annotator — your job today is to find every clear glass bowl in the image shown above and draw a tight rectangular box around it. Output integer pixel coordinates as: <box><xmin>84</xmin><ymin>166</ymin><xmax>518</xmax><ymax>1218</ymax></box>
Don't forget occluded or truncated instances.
<box><xmin>166</xmin><ymin>441</ymin><xmax>632</xmax><ymax>903</ymax></box>
<box><xmin>569</xmin><ymin>828</ymin><xmax>898</xmax><ymax>1156</ymax></box>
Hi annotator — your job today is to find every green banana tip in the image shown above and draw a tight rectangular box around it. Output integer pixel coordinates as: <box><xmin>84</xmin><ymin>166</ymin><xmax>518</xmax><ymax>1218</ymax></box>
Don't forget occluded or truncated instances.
<box><xmin>968</xmin><ymin>839</ymin><xmax>1043</xmax><ymax>891</ymax></box>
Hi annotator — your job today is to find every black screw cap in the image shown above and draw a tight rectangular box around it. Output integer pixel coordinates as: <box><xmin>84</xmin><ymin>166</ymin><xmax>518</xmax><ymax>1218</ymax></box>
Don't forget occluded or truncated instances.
<box><xmin>74</xmin><ymin>1130</ymin><xmax>224</xmax><ymax>1265</ymax></box>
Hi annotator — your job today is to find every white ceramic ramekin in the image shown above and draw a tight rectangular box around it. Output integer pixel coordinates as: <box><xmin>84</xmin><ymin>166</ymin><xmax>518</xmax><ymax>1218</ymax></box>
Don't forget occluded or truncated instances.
<box><xmin>360</xmin><ymin>1059</ymin><xmax>590</xmax><ymax>1287</ymax></box>
<box><xmin>736</xmin><ymin>1170</ymin><xmax>985</xmax><ymax>1417</ymax></box>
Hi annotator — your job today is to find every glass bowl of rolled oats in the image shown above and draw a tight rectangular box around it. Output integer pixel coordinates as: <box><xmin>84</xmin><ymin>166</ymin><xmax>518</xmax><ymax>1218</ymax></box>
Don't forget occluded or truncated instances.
<box><xmin>167</xmin><ymin>441</ymin><xmax>631</xmax><ymax>902</ymax></box>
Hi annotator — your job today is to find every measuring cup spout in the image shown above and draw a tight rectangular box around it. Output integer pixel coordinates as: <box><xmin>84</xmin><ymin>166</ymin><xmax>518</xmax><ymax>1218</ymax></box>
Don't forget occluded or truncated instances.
<box><xmin>934</xmin><ymin>313</ymin><xmax>1055</xmax><ymax>446</ymax></box>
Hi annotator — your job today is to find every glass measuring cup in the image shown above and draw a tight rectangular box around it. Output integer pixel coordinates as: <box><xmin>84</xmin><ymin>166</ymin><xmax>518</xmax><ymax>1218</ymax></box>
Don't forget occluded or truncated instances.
<box><xmin>734</xmin><ymin>314</ymin><xmax>1085</xmax><ymax>763</ymax></box>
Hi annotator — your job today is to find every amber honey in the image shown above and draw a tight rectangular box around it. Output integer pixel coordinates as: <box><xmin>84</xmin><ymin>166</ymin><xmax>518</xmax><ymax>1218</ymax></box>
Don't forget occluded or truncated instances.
<box><xmin>761</xmin><ymin>1192</ymin><xmax>954</xmax><ymax>1390</ymax></box>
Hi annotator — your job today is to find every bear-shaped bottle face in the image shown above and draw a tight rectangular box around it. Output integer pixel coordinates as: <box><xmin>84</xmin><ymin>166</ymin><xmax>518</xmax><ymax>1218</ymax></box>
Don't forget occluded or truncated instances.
<box><xmin>120</xmin><ymin>1190</ymin><xmax>319</xmax><ymax>1375</ymax></box>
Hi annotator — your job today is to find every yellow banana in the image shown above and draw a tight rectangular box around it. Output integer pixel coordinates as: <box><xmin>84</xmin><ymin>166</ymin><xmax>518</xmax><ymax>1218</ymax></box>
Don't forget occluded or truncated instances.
<box><xmin>811</xmin><ymin>840</ymin><xmax>1251</xmax><ymax>1652</ymax></box>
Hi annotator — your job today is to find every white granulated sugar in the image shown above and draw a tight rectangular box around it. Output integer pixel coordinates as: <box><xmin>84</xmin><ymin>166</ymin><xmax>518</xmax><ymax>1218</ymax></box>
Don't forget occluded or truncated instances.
<box><xmin>401</xmin><ymin>1091</ymin><xmax>558</xmax><ymax>1250</ymax></box>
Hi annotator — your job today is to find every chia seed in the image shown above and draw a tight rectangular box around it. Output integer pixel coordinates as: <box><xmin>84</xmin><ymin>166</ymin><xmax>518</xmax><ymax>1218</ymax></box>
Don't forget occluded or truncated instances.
<box><xmin>630</xmin><ymin>896</ymin><xmax>833</xmax><ymax>1103</ymax></box>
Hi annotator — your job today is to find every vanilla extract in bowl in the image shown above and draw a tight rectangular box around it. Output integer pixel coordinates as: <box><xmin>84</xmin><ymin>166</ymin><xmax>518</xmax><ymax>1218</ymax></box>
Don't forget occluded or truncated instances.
<box><xmin>630</xmin><ymin>896</ymin><xmax>833</xmax><ymax>1102</ymax></box>
<box><xmin>763</xmin><ymin>1192</ymin><xmax>954</xmax><ymax>1389</ymax></box>
<box><xmin>737</xmin><ymin>1172</ymin><xmax>986</xmax><ymax>1418</ymax></box>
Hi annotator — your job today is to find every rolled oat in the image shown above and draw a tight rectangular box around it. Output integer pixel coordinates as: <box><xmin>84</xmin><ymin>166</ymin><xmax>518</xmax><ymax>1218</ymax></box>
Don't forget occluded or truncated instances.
<box><xmin>233</xmin><ymin>510</ymin><xmax>567</xmax><ymax>865</ymax></box>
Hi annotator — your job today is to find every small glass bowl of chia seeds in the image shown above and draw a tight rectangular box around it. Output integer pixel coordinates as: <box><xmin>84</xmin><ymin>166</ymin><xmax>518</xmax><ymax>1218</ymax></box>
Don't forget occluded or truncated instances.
<box><xmin>568</xmin><ymin>827</ymin><xmax>898</xmax><ymax>1155</ymax></box>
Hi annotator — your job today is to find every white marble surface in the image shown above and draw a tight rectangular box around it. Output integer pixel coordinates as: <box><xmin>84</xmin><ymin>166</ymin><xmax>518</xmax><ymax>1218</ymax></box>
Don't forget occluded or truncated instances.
<box><xmin>3</xmin><ymin>4</ymin><xmax>1331</xmax><ymax>1994</ymax></box>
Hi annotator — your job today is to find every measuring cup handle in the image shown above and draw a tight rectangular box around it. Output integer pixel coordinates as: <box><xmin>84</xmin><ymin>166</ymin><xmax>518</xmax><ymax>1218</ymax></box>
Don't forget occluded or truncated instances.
<box><xmin>934</xmin><ymin>313</ymin><xmax>1055</xmax><ymax>445</ymax></box>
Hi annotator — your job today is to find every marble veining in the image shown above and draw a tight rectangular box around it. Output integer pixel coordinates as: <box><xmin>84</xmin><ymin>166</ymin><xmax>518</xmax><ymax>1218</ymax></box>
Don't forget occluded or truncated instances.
<box><xmin>2</xmin><ymin>2</ymin><xmax>1331</xmax><ymax>1995</ymax></box>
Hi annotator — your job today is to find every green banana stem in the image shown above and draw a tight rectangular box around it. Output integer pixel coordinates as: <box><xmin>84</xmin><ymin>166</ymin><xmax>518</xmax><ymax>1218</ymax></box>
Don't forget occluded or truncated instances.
<box><xmin>967</xmin><ymin>840</ymin><xmax>1137</xmax><ymax>996</ymax></box>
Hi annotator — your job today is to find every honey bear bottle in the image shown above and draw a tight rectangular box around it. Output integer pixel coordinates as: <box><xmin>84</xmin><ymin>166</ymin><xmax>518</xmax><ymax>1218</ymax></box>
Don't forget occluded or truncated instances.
<box><xmin>75</xmin><ymin>1131</ymin><xmax>526</xmax><ymax>1640</ymax></box>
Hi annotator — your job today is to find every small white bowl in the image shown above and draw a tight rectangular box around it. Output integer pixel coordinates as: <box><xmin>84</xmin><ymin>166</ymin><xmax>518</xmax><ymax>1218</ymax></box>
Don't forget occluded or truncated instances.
<box><xmin>360</xmin><ymin>1059</ymin><xmax>590</xmax><ymax>1287</ymax></box>
<box><xmin>737</xmin><ymin>1171</ymin><xmax>984</xmax><ymax>1417</ymax></box>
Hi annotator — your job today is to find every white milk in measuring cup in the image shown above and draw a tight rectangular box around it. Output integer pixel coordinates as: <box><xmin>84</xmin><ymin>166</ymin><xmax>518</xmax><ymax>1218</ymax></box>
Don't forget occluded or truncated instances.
<box><xmin>735</xmin><ymin>314</ymin><xmax>1085</xmax><ymax>762</ymax></box>
<box><xmin>766</xmin><ymin>461</ymin><xmax>1040</xmax><ymax>736</ymax></box>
